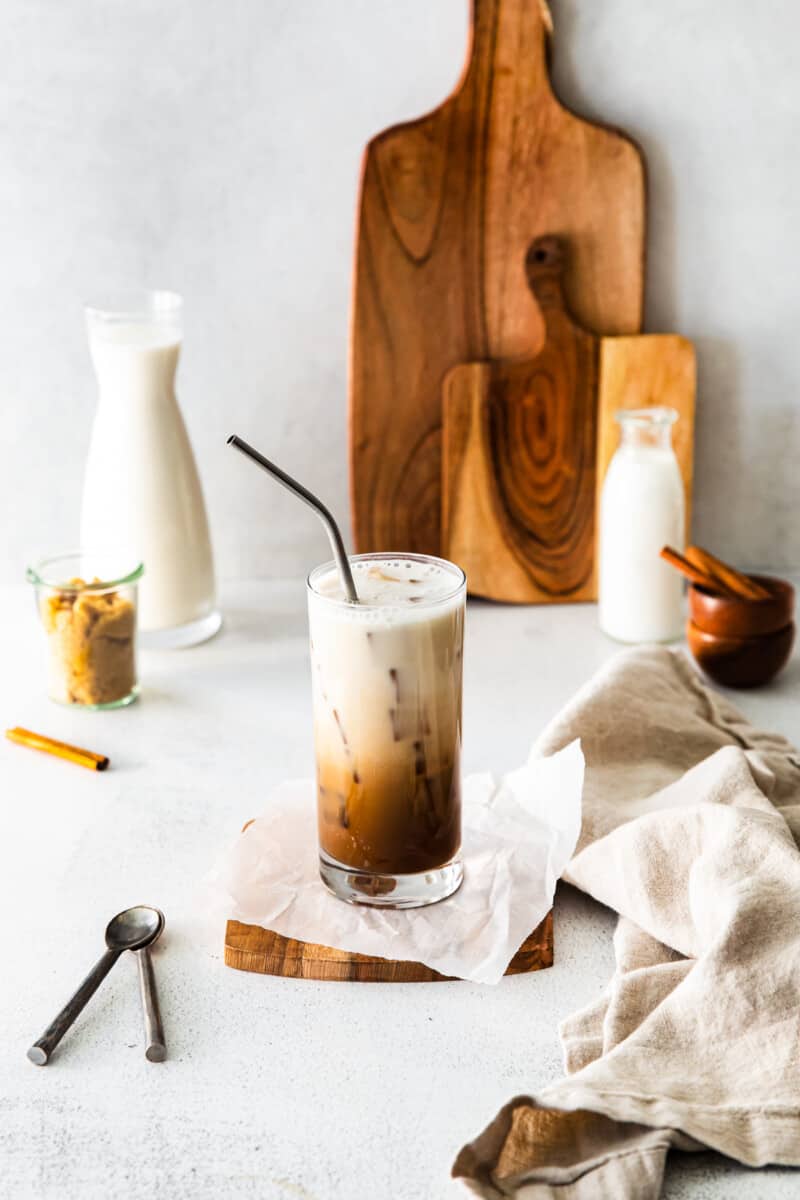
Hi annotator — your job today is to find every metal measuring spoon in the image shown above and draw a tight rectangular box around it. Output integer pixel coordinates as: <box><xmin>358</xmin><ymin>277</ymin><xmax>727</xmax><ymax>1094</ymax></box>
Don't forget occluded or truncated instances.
<box><xmin>28</xmin><ymin>905</ymin><xmax>163</xmax><ymax>1065</ymax></box>
<box><xmin>134</xmin><ymin>914</ymin><xmax>166</xmax><ymax>1062</ymax></box>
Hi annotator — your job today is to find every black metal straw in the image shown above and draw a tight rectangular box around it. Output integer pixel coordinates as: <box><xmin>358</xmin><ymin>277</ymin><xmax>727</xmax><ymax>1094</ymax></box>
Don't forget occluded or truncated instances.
<box><xmin>227</xmin><ymin>434</ymin><xmax>359</xmax><ymax>603</ymax></box>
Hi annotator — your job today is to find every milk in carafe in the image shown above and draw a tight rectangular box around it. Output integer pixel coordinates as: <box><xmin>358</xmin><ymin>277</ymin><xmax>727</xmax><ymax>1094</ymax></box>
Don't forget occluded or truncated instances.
<box><xmin>80</xmin><ymin>291</ymin><xmax>220</xmax><ymax>646</ymax></box>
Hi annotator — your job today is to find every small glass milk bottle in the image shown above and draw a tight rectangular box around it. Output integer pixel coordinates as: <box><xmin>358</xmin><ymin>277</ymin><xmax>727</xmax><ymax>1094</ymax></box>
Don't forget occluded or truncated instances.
<box><xmin>80</xmin><ymin>291</ymin><xmax>221</xmax><ymax>648</ymax></box>
<box><xmin>598</xmin><ymin>407</ymin><xmax>685</xmax><ymax>643</ymax></box>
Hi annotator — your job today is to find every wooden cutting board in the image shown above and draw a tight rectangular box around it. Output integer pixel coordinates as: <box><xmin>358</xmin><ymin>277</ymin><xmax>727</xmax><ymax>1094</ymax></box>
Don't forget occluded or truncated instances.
<box><xmin>442</xmin><ymin>238</ymin><xmax>695</xmax><ymax>603</ymax></box>
<box><xmin>224</xmin><ymin>911</ymin><xmax>553</xmax><ymax>982</ymax></box>
<box><xmin>443</xmin><ymin>236</ymin><xmax>598</xmax><ymax>601</ymax></box>
<box><xmin>350</xmin><ymin>0</ymin><xmax>645</xmax><ymax>557</ymax></box>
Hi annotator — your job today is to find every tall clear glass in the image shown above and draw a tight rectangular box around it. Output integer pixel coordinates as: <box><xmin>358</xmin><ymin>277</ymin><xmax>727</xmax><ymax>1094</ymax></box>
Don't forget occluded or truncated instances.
<box><xmin>81</xmin><ymin>290</ymin><xmax>221</xmax><ymax>648</ymax></box>
<box><xmin>598</xmin><ymin>407</ymin><xmax>685</xmax><ymax>643</ymax></box>
<box><xmin>307</xmin><ymin>553</ymin><xmax>466</xmax><ymax>908</ymax></box>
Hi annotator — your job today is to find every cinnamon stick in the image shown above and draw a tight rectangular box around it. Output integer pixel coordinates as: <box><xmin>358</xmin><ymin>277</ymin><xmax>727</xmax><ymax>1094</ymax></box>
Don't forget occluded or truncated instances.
<box><xmin>685</xmin><ymin>546</ymin><xmax>771</xmax><ymax>602</ymax></box>
<box><xmin>5</xmin><ymin>727</ymin><xmax>109</xmax><ymax>771</ymax></box>
<box><xmin>659</xmin><ymin>546</ymin><xmax>723</xmax><ymax>593</ymax></box>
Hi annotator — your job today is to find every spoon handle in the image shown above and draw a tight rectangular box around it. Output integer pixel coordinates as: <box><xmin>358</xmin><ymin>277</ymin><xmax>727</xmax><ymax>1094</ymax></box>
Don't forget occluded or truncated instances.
<box><xmin>136</xmin><ymin>946</ymin><xmax>166</xmax><ymax>1062</ymax></box>
<box><xmin>28</xmin><ymin>947</ymin><xmax>121</xmax><ymax>1065</ymax></box>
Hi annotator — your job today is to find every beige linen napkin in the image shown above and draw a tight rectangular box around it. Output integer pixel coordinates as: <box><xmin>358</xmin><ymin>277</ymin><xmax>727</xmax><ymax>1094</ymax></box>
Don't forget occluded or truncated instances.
<box><xmin>453</xmin><ymin>646</ymin><xmax>800</xmax><ymax>1198</ymax></box>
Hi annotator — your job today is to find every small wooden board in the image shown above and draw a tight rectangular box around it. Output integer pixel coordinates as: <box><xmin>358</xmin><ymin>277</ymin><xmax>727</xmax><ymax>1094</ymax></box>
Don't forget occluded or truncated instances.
<box><xmin>442</xmin><ymin>236</ymin><xmax>599</xmax><ymax>603</ymax></box>
<box><xmin>224</xmin><ymin>910</ymin><xmax>553</xmax><ymax>982</ymax></box>
<box><xmin>441</xmin><ymin>241</ymin><xmax>696</xmax><ymax>603</ymax></box>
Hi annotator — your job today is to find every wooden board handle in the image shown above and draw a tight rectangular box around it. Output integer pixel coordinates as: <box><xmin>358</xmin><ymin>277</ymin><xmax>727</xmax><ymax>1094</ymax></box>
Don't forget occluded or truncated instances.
<box><xmin>470</xmin><ymin>0</ymin><xmax>553</xmax><ymax>38</ymax></box>
<box><xmin>466</xmin><ymin>0</ymin><xmax>552</xmax><ymax>82</ymax></box>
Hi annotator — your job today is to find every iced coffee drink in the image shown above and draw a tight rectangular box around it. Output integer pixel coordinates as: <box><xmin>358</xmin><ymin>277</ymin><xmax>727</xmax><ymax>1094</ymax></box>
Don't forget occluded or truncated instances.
<box><xmin>307</xmin><ymin>553</ymin><xmax>466</xmax><ymax>907</ymax></box>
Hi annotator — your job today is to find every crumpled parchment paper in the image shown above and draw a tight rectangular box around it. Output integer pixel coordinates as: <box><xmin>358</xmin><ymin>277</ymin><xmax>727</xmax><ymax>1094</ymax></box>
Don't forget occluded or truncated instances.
<box><xmin>208</xmin><ymin>740</ymin><xmax>583</xmax><ymax>984</ymax></box>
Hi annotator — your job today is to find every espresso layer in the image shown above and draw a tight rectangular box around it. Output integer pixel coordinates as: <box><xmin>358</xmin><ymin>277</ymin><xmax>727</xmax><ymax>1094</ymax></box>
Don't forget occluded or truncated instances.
<box><xmin>317</xmin><ymin>758</ymin><xmax>461</xmax><ymax>874</ymax></box>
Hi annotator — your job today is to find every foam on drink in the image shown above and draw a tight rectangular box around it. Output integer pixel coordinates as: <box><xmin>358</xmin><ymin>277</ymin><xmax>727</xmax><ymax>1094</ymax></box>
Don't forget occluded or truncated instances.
<box><xmin>312</xmin><ymin>557</ymin><xmax>462</xmax><ymax>612</ymax></box>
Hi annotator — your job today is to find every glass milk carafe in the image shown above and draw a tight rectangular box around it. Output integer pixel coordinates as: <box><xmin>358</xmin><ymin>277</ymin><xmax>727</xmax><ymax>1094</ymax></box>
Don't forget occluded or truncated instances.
<box><xmin>80</xmin><ymin>291</ymin><xmax>221</xmax><ymax>648</ymax></box>
<box><xmin>598</xmin><ymin>407</ymin><xmax>685</xmax><ymax>643</ymax></box>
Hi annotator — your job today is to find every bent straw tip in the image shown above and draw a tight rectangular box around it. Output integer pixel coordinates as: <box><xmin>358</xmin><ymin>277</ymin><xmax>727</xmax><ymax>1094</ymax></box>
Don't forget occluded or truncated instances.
<box><xmin>225</xmin><ymin>433</ymin><xmax>359</xmax><ymax>604</ymax></box>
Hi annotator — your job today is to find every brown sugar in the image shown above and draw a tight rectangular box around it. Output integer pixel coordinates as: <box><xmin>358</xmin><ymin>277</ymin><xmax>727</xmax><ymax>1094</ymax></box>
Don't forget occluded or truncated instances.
<box><xmin>42</xmin><ymin>578</ymin><xmax>136</xmax><ymax>706</ymax></box>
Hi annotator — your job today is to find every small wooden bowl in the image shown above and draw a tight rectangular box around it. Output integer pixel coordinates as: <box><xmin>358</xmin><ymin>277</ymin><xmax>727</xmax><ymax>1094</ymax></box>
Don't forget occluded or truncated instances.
<box><xmin>689</xmin><ymin>573</ymin><xmax>795</xmax><ymax>639</ymax></box>
<box><xmin>687</xmin><ymin>621</ymin><xmax>795</xmax><ymax>689</ymax></box>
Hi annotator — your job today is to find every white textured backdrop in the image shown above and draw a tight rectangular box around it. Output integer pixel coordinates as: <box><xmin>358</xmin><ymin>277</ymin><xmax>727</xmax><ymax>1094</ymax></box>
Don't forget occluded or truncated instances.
<box><xmin>1</xmin><ymin>0</ymin><xmax>797</xmax><ymax>584</ymax></box>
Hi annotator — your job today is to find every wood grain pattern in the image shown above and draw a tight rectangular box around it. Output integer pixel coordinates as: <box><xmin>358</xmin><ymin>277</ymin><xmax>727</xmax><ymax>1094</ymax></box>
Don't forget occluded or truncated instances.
<box><xmin>224</xmin><ymin>911</ymin><xmax>553</xmax><ymax>982</ymax></box>
<box><xmin>441</xmin><ymin>249</ymin><xmax>696</xmax><ymax>603</ymax></box>
<box><xmin>443</xmin><ymin>236</ymin><xmax>598</xmax><ymax>602</ymax></box>
<box><xmin>350</xmin><ymin>0</ymin><xmax>645</xmax><ymax>557</ymax></box>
